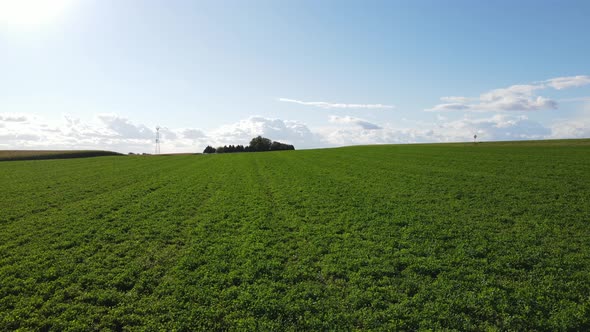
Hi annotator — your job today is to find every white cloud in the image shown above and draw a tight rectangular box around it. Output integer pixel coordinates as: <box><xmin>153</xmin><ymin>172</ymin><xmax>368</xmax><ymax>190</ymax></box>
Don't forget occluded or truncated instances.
<box><xmin>329</xmin><ymin>115</ymin><xmax>382</xmax><ymax>130</ymax></box>
<box><xmin>551</xmin><ymin>120</ymin><xmax>590</xmax><ymax>138</ymax></box>
<box><xmin>427</xmin><ymin>75</ymin><xmax>589</xmax><ymax>112</ymax></box>
<box><xmin>0</xmin><ymin>112</ymin><xmax>584</xmax><ymax>153</ymax></box>
<box><xmin>550</xmin><ymin>102</ymin><xmax>590</xmax><ymax>139</ymax></box>
<box><xmin>318</xmin><ymin>126</ymin><xmax>433</xmax><ymax>146</ymax></box>
<box><xmin>480</xmin><ymin>84</ymin><xmax>544</xmax><ymax>101</ymax></box>
<box><xmin>427</xmin><ymin>103</ymin><xmax>471</xmax><ymax>112</ymax></box>
<box><xmin>320</xmin><ymin>114</ymin><xmax>552</xmax><ymax>146</ymax></box>
<box><xmin>0</xmin><ymin>113</ymin><xmax>28</xmax><ymax>122</ymax></box>
<box><xmin>97</xmin><ymin>113</ymin><xmax>154</xmax><ymax>139</ymax></box>
<box><xmin>545</xmin><ymin>75</ymin><xmax>590</xmax><ymax>90</ymax></box>
<box><xmin>0</xmin><ymin>114</ymin><xmax>166</xmax><ymax>152</ymax></box>
<box><xmin>435</xmin><ymin>114</ymin><xmax>551</xmax><ymax>141</ymax></box>
<box><xmin>209</xmin><ymin>116</ymin><xmax>321</xmax><ymax>149</ymax></box>
<box><xmin>181</xmin><ymin>129</ymin><xmax>206</xmax><ymax>140</ymax></box>
<box><xmin>157</xmin><ymin>127</ymin><xmax>177</xmax><ymax>141</ymax></box>
<box><xmin>0</xmin><ymin>133</ymin><xmax>41</xmax><ymax>141</ymax></box>
<box><xmin>440</xmin><ymin>96</ymin><xmax>473</xmax><ymax>103</ymax></box>
<box><xmin>278</xmin><ymin>98</ymin><xmax>394</xmax><ymax>110</ymax></box>
<box><xmin>0</xmin><ymin>114</ymin><xmax>321</xmax><ymax>152</ymax></box>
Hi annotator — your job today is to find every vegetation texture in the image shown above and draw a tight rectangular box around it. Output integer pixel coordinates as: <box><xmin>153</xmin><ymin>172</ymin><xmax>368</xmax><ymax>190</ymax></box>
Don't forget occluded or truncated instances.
<box><xmin>1</xmin><ymin>140</ymin><xmax>589</xmax><ymax>330</ymax></box>
<box><xmin>0</xmin><ymin>150</ymin><xmax>120</xmax><ymax>162</ymax></box>
<box><xmin>204</xmin><ymin>136</ymin><xmax>295</xmax><ymax>154</ymax></box>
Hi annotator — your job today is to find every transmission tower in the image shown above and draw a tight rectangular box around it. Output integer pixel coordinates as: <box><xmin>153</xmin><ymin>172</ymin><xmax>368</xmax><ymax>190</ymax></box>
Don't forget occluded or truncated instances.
<box><xmin>155</xmin><ymin>126</ymin><xmax>161</xmax><ymax>154</ymax></box>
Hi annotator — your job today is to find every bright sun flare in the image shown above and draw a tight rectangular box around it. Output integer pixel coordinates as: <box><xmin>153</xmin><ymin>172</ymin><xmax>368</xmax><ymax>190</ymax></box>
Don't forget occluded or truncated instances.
<box><xmin>0</xmin><ymin>0</ymin><xmax>73</xmax><ymax>27</ymax></box>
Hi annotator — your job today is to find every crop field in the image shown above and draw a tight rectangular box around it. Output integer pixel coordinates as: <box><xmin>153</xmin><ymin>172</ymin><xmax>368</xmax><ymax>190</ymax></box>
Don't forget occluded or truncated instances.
<box><xmin>1</xmin><ymin>140</ymin><xmax>590</xmax><ymax>330</ymax></box>
<box><xmin>0</xmin><ymin>150</ymin><xmax>121</xmax><ymax>162</ymax></box>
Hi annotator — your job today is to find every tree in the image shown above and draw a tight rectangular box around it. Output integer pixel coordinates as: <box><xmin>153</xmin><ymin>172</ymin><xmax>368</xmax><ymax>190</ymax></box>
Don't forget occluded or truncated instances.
<box><xmin>270</xmin><ymin>141</ymin><xmax>295</xmax><ymax>151</ymax></box>
<box><xmin>249</xmin><ymin>136</ymin><xmax>272</xmax><ymax>152</ymax></box>
<box><xmin>203</xmin><ymin>145</ymin><xmax>216</xmax><ymax>154</ymax></box>
<box><xmin>202</xmin><ymin>137</ymin><xmax>295</xmax><ymax>154</ymax></box>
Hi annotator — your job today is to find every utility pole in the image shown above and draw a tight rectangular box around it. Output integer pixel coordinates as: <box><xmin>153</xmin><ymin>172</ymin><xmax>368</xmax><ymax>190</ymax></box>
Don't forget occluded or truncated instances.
<box><xmin>155</xmin><ymin>126</ymin><xmax>161</xmax><ymax>154</ymax></box>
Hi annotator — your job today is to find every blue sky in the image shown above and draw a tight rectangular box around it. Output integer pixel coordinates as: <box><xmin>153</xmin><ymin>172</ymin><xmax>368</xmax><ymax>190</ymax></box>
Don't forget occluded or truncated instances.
<box><xmin>1</xmin><ymin>0</ymin><xmax>589</xmax><ymax>153</ymax></box>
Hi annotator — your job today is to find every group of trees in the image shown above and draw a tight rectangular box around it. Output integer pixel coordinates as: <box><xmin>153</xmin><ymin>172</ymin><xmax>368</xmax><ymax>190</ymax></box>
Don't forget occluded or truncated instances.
<box><xmin>206</xmin><ymin>145</ymin><xmax>246</xmax><ymax>153</ymax></box>
<box><xmin>203</xmin><ymin>136</ymin><xmax>295</xmax><ymax>154</ymax></box>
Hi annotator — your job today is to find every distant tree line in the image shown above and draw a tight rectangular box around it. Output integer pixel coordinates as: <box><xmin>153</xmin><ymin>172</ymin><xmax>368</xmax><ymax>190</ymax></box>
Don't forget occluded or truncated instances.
<box><xmin>203</xmin><ymin>136</ymin><xmax>295</xmax><ymax>154</ymax></box>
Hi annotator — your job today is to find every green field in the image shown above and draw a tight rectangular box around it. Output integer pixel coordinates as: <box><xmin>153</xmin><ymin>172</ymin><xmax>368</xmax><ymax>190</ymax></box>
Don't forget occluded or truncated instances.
<box><xmin>1</xmin><ymin>140</ymin><xmax>590</xmax><ymax>330</ymax></box>
<box><xmin>0</xmin><ymin>150</ymin><xmax>121</xmax><ymax>162</ymax></box>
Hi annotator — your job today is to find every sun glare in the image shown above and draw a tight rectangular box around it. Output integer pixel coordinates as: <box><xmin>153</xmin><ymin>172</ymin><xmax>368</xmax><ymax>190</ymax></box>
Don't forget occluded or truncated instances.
<box><xmin>0</xmin><ymin>0</ymin><xmax>73</xmax><ymax>27</ymax></box>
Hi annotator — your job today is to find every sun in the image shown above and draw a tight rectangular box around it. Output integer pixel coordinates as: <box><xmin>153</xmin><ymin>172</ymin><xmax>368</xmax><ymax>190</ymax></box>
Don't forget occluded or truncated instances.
<box><xmin>0</xmin><ymin>0</ymin><xmax>74</xmax><ymax>27</ymax></box>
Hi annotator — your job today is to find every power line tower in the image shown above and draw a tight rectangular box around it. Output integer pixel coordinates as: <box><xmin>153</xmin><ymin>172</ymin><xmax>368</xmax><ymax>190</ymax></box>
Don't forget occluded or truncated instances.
<box><xmin>155</xmin><ymin>126</ymin><xmax>161</xmax><ymax>154</ymax></box>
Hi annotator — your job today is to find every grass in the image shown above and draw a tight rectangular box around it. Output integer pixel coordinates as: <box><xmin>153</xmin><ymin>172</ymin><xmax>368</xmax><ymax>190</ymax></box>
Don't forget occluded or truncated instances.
<box><xmin>0</xmin><ymin>150</ymin><xmax>121</xmax><ymax>162</ymax></box>
<box><xmin>1</xmin><ymin>139</ymin><xmax>589</xmax><ymax>330</ymax></box>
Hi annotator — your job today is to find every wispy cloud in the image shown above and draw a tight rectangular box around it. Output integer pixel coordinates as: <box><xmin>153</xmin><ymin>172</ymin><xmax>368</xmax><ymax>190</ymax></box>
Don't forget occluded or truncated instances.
<box><xmin>278</xmin><ymin>98</ymin><xmax>394</xmax><ymax>110</ymax></box>
<box><xmin>544</xmin><ymin>75</ymin><xmax>590</xmax><ymax>90</ymax></box>
<box><xmin>439</xmin><ymin>96</ymin><xmax>473</xmax><ymax>103</ymax></box>
<box><xmin>426</xmin><ymin>75</ymin><xmax>590</xmax><ymax>112</ymax></box>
